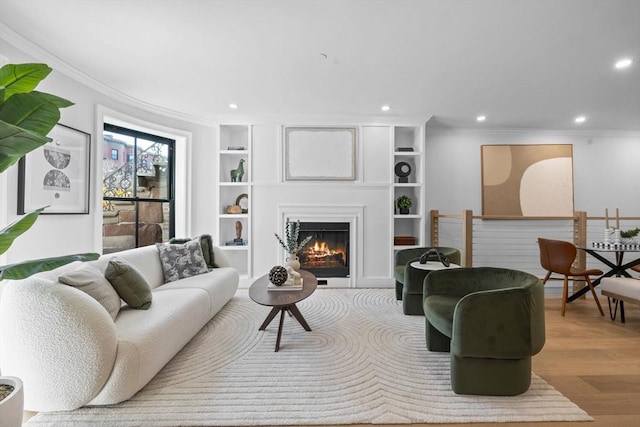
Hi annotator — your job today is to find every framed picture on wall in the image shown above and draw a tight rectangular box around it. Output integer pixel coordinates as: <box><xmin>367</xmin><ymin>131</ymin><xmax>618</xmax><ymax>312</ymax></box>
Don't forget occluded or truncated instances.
<box><xmin>480</xmin><ymin>144</ymin><xmax>574</xmax><ymax>217</ymax></box>
<box><xmin>18</xmin><ymin>124</ymin><xmax>91</xmax><ymax>214</ymax></box>
<box><xmin>284</xmin><ymin>126</ymin><xmax>357</xmax><ymax>181</ymax></box>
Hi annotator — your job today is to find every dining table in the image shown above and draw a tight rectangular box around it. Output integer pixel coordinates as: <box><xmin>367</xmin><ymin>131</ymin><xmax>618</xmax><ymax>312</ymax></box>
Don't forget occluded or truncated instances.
<box><xmin>570</xmin><ymin>243</ymin><xmax>640</xmax><ymax>302</ymax></box>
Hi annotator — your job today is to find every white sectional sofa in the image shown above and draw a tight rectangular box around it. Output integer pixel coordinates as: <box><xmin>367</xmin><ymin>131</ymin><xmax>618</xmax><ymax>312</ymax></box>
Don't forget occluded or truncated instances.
<box><xmin>0</xmin><ymin>243</ymin><xmax>239</xmax><ymax>412</ymax></box>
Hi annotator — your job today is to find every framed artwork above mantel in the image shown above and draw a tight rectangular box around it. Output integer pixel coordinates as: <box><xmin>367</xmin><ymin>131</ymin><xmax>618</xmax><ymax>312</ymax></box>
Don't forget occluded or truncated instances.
<box><xmin>283</xmin><ymin>126</ymin><xmax>357</xmax><ymax>181</ymax></box>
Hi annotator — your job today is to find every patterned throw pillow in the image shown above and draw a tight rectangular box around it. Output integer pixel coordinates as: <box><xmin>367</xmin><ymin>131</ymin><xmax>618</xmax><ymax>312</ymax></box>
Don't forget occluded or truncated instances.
<box><xmin>157</xmin><ymin>239</ymin><xmax>209</xmax><ymax>283</ymax></box>
<box><xmin>168</xmin><ymin>234</ymin><xmax>218</xmax><ymax>269</ymax></box>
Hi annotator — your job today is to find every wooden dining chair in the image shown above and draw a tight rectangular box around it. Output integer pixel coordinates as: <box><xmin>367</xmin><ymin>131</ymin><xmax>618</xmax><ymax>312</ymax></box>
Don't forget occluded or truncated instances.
<box><xmin>537</xmin><ymin>237</ymin><xmax>605</xmax><ymax>316</ymax></box>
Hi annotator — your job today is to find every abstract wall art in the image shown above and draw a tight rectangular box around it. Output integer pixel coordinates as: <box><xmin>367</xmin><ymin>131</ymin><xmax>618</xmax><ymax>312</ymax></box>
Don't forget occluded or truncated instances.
<box><xmin>481</xmin><ymin>144</ymin><xmax>574</xmax><ymax>217</ymax></box>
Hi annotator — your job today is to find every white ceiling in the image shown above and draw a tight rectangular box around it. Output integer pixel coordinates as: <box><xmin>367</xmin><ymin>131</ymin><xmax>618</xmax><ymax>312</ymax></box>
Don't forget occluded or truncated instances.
<box><xmin>1</xmin><ymin>0</ymin><xmax>639</xmax><ymax>130</ymax></box>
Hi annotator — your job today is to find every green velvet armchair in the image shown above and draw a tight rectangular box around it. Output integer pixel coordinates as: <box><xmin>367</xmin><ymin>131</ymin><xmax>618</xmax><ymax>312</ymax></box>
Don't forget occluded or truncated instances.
<box><xmin>394</xmin><ymin>247</ymin><xmax>461</xmax><ymax>315</ymax></box>
<box><xmin>423</xmin><ymin>267</ymin><xmax>545</xmax><ymax>396</ymax></box>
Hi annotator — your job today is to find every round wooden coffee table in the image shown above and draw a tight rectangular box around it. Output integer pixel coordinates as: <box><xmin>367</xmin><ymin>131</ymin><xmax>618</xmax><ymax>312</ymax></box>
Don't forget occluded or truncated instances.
<box><xmin>249</xmin><ymin>269</ymin><xmax>318</xmax><ymax>352</ymax></box>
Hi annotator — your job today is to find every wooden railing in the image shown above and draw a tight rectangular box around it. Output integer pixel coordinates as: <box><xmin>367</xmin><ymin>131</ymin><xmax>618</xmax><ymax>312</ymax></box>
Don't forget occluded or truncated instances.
<box><xmin>430</xmin><ymin>210</ymin><xmax>640</xmax><ymax>291</ymax></box>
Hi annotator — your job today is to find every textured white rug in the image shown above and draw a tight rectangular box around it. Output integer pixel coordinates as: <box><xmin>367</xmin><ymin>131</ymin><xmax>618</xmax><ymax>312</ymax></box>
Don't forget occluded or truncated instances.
<box><xmin>29</xmin><ymin>289</ymin><xmax>592</xmax><ymax>426</ymax></box>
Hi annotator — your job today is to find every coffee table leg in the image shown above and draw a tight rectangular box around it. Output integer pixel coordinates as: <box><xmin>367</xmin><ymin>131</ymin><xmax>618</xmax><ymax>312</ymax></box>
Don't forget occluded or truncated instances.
<box><xmin>288</xmin><ymin>304</ymin><xmax>312</xmax><ymax>331</ymax></box>
<box><xmin>259</xmin><ymin>307</ymin><xmax>281</xmax><ymax>331</ymax></box>
<box><xmin>275</xmin><ymin>309</ymin><xmax>286</xmax><ymax>352</ymax></box>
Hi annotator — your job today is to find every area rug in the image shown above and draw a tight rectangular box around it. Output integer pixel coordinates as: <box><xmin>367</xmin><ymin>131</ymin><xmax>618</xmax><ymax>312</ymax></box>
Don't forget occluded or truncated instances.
<box><xmin>28</xmin><ymin>289</ymin><xmax>592</xmax><ymax>426</ymax></box>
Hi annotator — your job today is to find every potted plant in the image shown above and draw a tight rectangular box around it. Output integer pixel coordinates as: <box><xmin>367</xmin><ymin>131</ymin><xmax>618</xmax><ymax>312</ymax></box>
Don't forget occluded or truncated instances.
<box><xmin>397</xmin><ymin>195</ymin><xmax>412</xmax><ymax>214</ymax></box>
<box><xmin>274</xmin><ymin>219</ymin><xmax>313</xmax><ymax>267</ymax></box>
<box><xmin>0</xmin><ymin>63</ymin><xmax>97</xmax><ymax>422</ymax></box>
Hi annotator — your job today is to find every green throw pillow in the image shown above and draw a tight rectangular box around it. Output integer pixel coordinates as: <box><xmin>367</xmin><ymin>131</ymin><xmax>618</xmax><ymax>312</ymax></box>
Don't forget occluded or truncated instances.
<box><xmin>169</xmin><ymin>234</ymin><xmax>218</xmax><ymax>268</ymax></box>
<box><xmin>105</xmin><ymin>257</ymin><xmax>152</xmax><ymax>310</ymax></box>
<box><xmin>59</xmin><ymin>264</ymin><xmax>121</xmax><ymax>321</ymax></box>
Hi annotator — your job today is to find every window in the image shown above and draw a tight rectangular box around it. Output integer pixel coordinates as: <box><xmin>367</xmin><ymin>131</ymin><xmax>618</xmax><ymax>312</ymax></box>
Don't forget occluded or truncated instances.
<box><xmin>102</xmin><ymin>123</ymin><xmax>175</xmax><ymax>253</ymax></box>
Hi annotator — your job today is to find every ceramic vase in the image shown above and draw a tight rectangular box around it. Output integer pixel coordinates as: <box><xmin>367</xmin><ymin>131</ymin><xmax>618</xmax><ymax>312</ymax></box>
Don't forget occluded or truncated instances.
<box><xmin>285</xmin><ymin>253</ymin><xmax>302</xmax><ymax>285</ymax></box>
<box><xmin>0</xmin><ymin>376</ymin><xmax>24</xmax><ymax>427</ymax></box>
<box><xmin>286</xmin><ymin>253</ymin><xmax>301</xmax><ymax>271</ymax></box>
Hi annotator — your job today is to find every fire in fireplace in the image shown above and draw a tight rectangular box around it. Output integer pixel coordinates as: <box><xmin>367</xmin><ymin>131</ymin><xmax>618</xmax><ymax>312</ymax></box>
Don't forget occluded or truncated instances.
<box><xmin>298</xmin><ymin>222</ymin><xmax>349</xmax><ymax>278</ymax></box>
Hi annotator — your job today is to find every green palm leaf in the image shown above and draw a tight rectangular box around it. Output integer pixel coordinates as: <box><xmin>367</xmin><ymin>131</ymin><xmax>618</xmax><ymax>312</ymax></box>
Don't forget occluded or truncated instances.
<box><xmin>0</xmin><ymin>207</ymin><xmax>47</xmax><ymax>255</ymax></box>
<box><xmin>0</xmin><ymin>63</ymin><xmax>52</xmax><ymax>101</ymax></box>
<box><xmin>0</xmin><ymin>253</ymin><xmax>100</xmax><ymax>280</ymax></box>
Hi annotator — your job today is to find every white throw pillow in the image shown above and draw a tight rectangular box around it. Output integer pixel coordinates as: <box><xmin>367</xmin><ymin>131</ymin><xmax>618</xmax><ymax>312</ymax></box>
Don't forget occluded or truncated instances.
<box><xmin>59</xmin><ymin>264</ymin><xmax>121</xmax><ymax>320</ymax></box>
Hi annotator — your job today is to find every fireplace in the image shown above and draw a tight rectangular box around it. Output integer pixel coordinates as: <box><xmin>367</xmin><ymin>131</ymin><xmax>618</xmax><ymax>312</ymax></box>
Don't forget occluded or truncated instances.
<box><xmin>298</xmin><ymin>222</ymin><xmax>349</xmax><ymax>278</ymax></box>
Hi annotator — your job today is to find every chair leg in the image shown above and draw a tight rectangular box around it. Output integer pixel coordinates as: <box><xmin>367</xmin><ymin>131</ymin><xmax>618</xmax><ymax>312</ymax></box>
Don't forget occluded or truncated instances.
<box><xmin>542</xmin><ymin>271</ymin><xmax>551</xmax><ymax>285</ymax></box>
<box><xmin>562</xmin><ymin>276</ymin><xmax>568</xmax><ymax>316</ymax></box>
<box><xmin>585</xmin><ymin>276</ymin><xmax>604</xmax><ymax>316</ymax></box>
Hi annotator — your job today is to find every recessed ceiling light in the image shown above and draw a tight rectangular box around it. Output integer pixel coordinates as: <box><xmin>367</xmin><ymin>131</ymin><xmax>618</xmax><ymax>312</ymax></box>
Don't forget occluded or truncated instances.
<box><xmin>614</xmin><ymin>58</ymin><xmax>633</xmax><ymax>69</ymax></box>
<box><xmin>381</xmin><ymin>105</ymin><xmax>391</xmax><ymax>112</ymax></box>
<box><xmin>476</xmin><ymin>115</ymin><xmax>486</xmax><ymax>122</ymax></box>
<box><xmin>574</xmin><ymin>116</ymin><xmax>586</xmax><ymax>124</ymax></box>
<box><xmin>228</xmin><ymin>103</ymin><xmax>239</xmax><ymax>110</ymax></box>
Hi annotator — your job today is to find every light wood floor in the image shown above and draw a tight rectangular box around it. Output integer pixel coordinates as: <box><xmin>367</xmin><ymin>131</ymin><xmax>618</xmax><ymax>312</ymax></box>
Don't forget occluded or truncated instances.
<box><xmin>23</xmin><ymin>296</ymin><xmax>640</xmax><ymax>426</ymax></box>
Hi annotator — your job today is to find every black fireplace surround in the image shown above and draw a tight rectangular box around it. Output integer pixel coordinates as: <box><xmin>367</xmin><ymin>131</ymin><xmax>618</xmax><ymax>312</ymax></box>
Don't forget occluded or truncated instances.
<box><xmin>297</xmin><ymin>222</ymin><xmax>349</xmax><ymax>278</ymax></box>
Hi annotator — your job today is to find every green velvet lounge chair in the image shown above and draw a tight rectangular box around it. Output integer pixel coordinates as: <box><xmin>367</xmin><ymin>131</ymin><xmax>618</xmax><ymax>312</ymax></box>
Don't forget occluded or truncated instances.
<box><xmin>423</xmin><ymin>267</ymin><xmax>545</xmax><ymax>396</ymax></box>
<box><xmin>394</xmin><ymin>247</ymin><xmax>461</xmax><ymax>315</ymax></box>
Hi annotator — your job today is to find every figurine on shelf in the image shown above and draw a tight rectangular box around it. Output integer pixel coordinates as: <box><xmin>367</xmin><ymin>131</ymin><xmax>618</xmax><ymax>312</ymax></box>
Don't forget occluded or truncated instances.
<box><xmin>234</xmin><ymin>221</ymin><xmax>243</xmax><ymax>244</ymax></box>
<box><xmin>230</xmin><ymin>159</ymin><xmax>245</xmax><ymax>182</ymax></box>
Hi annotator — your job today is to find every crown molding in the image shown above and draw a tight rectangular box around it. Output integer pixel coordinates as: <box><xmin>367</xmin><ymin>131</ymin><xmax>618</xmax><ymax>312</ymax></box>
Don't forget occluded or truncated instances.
<box><xmin>425</xmin><ymin>121</ymin><xmax>640</xmax><ymax>138</ymax></box>
<box><xmin>0</xmin><ymin>23</ymin><xmax>214</xmax><ymax>126</ymax></box>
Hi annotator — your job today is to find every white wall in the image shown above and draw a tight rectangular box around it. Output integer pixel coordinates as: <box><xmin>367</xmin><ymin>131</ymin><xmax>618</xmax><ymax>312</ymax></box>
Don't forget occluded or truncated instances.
<box><xmin>0</xmin><ymin>37</ymin><xmax>216</xmax><ymax>266</ymax></box>
<box><xmin>249</xmin><ymin>124</ymin><xmax>404</xmax><ymax>286</ymax></box>
<box><xmin>425</xmin><ymin>125</ymin><xmax>640</xmax><ymax>220</ymax></box>
<box><xmin>424</xmin><ymin>124</ymin><xmax>640</xmax><ymax>282</ymax></box>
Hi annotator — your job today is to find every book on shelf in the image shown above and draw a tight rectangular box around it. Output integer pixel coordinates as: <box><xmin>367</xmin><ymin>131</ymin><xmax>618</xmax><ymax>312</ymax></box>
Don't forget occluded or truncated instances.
<box><xmin>268</xmin><ymin>278</ymin><xmax>304</xmax><ymax>291</ymax></box>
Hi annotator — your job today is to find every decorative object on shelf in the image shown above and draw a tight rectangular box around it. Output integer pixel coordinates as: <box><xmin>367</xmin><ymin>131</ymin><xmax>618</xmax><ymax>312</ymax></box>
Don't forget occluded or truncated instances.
<box><xmin>396</xmin><ymin>195</ymin><xmax>412</xmax><ymax>215</ymax></box>
<box><xmin>225</xmin><ymin>205</ymin><xmax>241</xmax><ymax>214</ymax></box>
<box><xmin>235</xmin><ymin>193</ymin><xmax>248</xmax><ymax>213</ymax></box>
<box><xmin>275</xmin><ymin>219</ymin><xmax>313</xmax><ymax>286</ymax></box>
<box><xmin>394</xmin><ymin>236</ymin><xmax>416</xmax><ymax>246</ymax></box>
<box><xmin>234</xmin><ymin>221</ymin><xmax>244</xmax><ymax>244</ymax></box>
<box><xmin>396</xmin><ymin>147</ymin><xmax>414</xmax><ymax>152</ymax></box>
<box><xmin>227</xmin><ymin>146</ymin><xmax>245</xmax><ymax>150</ymax></box>
<box><xmin>394</xmin><ymin>161</ymin><xmax>412</xmax><ymax>183</ymax></box>
<box><xmin>268</xmin><ymin>265</ymin><xmax>288</xmax><ymax>286</ymax></box>
<box><xmin>230</xmin><ymin>159</ymin><xmax>245</xmax><ymax>182</ymax></box>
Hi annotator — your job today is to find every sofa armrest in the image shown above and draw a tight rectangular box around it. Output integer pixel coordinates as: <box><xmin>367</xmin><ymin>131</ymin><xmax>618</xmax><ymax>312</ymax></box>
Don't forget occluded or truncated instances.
<box><xmin>451</xmin><ymin>286</ymin><xmax>544</xmax><ymax>359</ymax></box>
<box><xmin>0</xmin><ymin>279</ymin><xmax>118</xmax><ymax>411</ymax></box>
